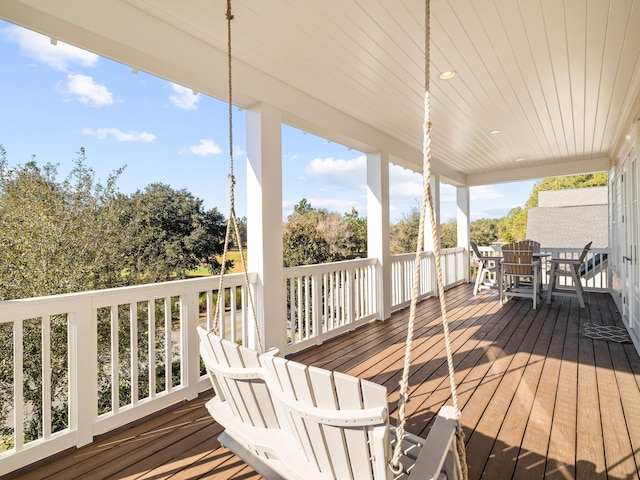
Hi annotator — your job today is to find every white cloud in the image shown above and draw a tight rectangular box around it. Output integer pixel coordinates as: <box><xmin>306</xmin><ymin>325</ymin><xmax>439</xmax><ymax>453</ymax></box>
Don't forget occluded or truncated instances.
<box><xmin>3</xmin><ymin>25</ymin><xmax>98</xmax><ymax>71</ymax></box>
<box><xmin>470</xmin><ymin>185</ymin><xmax>504</xmax><ymax>201</ymax></box>
<box><xmin>82</xmin><ymin>127</ymin><xmax>156</xmax><ymax>142</ymax></box>
<box><xmin>389</xmin><ymin>165</ymin><xmax>423</xmax><ymax>200</ymax></box>
<box><xmin>304</xmin><ymin>155</ymin><xmax>366</xmax><ymax>189</ymax></box>
<box><xmin>59</xmin><ymin>74</ymin><xmax>113</xmax><ymax>107</ymax></box>
<box><xmin>186</xmin><ymin>139</ymin><xmax>222</xmax><ymax>156</ymax></box>
<box><xmin>169</xmin><ymin>83</ymin><xmax>200</xmax><ymax>110</ymax></box>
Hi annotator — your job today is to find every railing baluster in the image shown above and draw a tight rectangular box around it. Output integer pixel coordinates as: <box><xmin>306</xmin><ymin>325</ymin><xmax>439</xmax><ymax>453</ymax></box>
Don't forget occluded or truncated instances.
<box><xmin>42</xmin><ymin>315</ymin><xmax>52</xmax><ymax>439</ymax></box>
<box><xmin>14</xmin><ymin>318</ymin><xmax>24</xmax><ymax>451</ymax></box>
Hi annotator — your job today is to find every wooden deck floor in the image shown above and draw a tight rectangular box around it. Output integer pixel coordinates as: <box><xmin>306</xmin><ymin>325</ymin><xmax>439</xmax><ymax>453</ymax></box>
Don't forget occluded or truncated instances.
<box><xmin>8</xmin><ymin>284</ymin><xmax>640</xmax><ymax>480</ymax></box>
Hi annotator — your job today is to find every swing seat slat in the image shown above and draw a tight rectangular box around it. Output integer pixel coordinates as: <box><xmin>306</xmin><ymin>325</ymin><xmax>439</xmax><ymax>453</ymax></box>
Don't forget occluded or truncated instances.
<box><xmin>198</xmin><ymin>327</ymin><xmax>461</xmax><ymax>480</ymax></box>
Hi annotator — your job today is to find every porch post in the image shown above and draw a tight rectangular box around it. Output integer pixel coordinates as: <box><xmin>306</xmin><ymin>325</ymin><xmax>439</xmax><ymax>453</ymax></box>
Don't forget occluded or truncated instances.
<box><xmin>246</xmin><ymin>102</ymin><xmax>286</xmax><ymax>353</ymax></box>
<box><xmin>367</xmin><ymin>152</ymin><xmax>391</xmax><ymax>321</ymax></box>
<box><xmin>457</xmin><ymin>186</ymin><xmax>471</xmax><ymax>283</ymax></box>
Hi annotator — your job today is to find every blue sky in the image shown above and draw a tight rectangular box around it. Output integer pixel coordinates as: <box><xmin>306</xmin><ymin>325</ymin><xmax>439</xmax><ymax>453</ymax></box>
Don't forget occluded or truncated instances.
<box><xmin>0</xmin><ymin>20</ymin><xmax>536</xmax><ymax>224</ymax></box>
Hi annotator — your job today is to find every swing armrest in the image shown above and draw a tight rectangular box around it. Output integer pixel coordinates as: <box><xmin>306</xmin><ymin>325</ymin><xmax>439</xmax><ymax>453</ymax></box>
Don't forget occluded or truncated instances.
<box><xmin>409</xmin><ymin>406</ymin><xmax>460</xmax><ymax>480</ymax></box>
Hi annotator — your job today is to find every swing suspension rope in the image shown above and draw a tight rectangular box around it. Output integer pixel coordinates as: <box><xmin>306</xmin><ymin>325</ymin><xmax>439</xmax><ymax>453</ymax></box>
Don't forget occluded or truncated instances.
<box><xmin>217</xmin><ymin>0</ymin><xmax>467</xmax><ymax>475</ymax></box>
<box><xmin>213</xmin><ymin>0</ymin><xmax>264</xmax><ymax>355</ymax></box>
<box><xmin>390</xmin><ymin>0</ymin><xmax>468</xmax><ymax>477</ymax></box>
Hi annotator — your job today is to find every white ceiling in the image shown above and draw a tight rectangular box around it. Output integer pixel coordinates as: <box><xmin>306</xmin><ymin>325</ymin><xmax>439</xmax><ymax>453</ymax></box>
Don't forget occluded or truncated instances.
<box><xmin>2</xmin><ymin>0</ymin><xmax>640</xmax><ymax>186</ymax></box>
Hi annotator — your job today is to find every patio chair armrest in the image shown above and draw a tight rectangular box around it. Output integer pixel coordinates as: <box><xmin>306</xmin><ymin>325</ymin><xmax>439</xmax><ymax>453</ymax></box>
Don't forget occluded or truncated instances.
<box><xmin>549</xmin><ymin>258</ymin><xmax>582</xmax><ymax>266</ymax></box>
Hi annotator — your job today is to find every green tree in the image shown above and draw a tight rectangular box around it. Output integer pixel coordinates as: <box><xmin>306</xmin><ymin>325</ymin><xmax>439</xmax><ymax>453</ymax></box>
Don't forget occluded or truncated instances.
<box><xmin>283</xmin><ymin>199</ymin><xmax>363</xmax><ymax>266</ymax></box>
<box><xmin>228</xmin><ymin>216</ymin><xmax>247</xmax><ymax>250</ymax></box>
<box><xmin>0</xmin><ymin>148</ymin><xmax>125</xmax><ymax>300</ymax></box>
<box><xmin>283</xmin><ymin>208</ymin><xmax>330</xmax><ymax>267</ymax></box>
<box><xmin>121</xmin><ymin>183</ymin><xmax>227</xmax><ymax>281</ymax></box>
<box><xmin>318</xmin><ymin>212</ymin><xmax>354</xmax><ymax>261</ymax></box>
<box><xmin>470</xmin><ymin>218</ymin><xmax>500</xmax><ymax>246</ymax></box>
<box><xmin>440</xmin><ymin>220</ymin><xmax>457</xmax><ymax>248</ymax></box>
<box><xmin>0</xmin><ymin>148</ymin><xmax>229</xmax><ymax>446</ymax></box>
<box><xmin>0</xmin><ymin>147</ymin><xmax>125</xmax><ymax>445</ymax></box>
<box><xmin>344</xmin><ymin>208</ymin><xmax>367</xmax><ymax>254</ymax></box>
<box><xmin>390</xmin><ymin>208</ymin><xmax>420</xmax><ymax>254</ymax></box>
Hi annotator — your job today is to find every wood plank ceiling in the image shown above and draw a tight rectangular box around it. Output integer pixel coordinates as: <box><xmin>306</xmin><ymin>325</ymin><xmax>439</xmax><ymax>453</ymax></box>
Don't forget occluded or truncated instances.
<box><xmin>2</xmin><ymin>0</ymin><xmax>640</xmax><ymax>185</ymax></box>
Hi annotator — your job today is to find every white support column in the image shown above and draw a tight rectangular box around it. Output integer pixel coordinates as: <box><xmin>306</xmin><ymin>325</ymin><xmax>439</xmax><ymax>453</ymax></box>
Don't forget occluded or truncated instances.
<box><xmin>424</xmin><ymin>174</ymin><xmax>440</xmax><ymax>253</ymax></box>
<box><xmin>246</xmin><ymin>103</ymin><xmax>286</xmax><ymax>353</ymax></box>
<box><xmin>457</xmin><ymin>186</ymin><xmax>471</xmax><ymax>283</ymax></box>
<box><xmin>367</xmin><ymin>152</ymin><xmax>391</xmax><ymax>321</ymax></box>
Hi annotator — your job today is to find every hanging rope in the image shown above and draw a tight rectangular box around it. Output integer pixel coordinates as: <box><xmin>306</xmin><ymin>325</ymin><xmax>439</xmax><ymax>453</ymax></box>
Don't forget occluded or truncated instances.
<box><xmin>213</xmin><ymin>0</ymin><xmax>264</xmax><ymax>354</ymax></box>
<box><xmin>390</xmin><ymin>0</ymin><xmax>468</xmax><ymax>477</ymax></box>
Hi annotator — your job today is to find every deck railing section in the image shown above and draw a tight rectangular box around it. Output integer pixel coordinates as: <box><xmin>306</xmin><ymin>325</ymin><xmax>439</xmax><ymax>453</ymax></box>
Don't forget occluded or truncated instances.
<box><xmin>476</xmin><ymin>245</ymin><xmax>610</xmax><ymax>292</ymax></box>
<box><xmin>283</xmin><ymin>257</ymin><xmax>378</xmax><ymax>355</ymax></box>
<box><xmin>541</xmin><ymin>247</ymin><xmax>610</xmax><ymax>291</ymax></box>
<box><xmin>0</xmin><ymin>273</ymin><xmax>254</xmax><ymax>476</ymax></box>
<box><xmin>1</xmin><ymin>250</ymin><xmax>469</xmax><ymax>474</ymax></box>
<box><xmin>390</xmin><ymin>247</ymin><xmax>467</xmax><ymax>311</ymax></box>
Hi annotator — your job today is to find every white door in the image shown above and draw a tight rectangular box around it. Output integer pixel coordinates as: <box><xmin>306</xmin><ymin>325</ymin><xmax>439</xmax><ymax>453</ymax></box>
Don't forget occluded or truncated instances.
<box><xmin>623</xmin><ymin>152</ymin><xmax>639</xmax><ymax>332</ymax></box>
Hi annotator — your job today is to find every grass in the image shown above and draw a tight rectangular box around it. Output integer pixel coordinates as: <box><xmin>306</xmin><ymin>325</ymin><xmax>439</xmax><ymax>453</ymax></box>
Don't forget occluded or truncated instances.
<box><xmin>187</xmin><ymin>250</ymin><xmax>247</xmax><ymax>277</ymax></box>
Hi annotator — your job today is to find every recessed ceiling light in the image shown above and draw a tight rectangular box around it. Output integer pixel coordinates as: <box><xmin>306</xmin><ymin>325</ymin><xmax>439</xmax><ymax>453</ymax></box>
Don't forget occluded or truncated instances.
<box><xmin>439</xmin><ymin>71</ymin><xmax>456</xmax><ymax>80</ymax></box>
<box><xmin>514</xmin><ymin>158</ymin><xmax>524</xmax><ymax>162</ymax></box>
<box><xmin>489</xmin><ymin>130</ymin><xmax>501</xmax><ymax>135</ymax></box>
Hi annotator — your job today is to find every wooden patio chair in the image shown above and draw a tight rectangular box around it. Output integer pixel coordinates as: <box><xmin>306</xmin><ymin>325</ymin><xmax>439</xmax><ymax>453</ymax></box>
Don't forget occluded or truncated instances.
<box><xmin>198</xmin><ymin>326</ymin><xmax>462</xmax><ymax>479</ymax></box>
<box><xmin>500</xmin><ymin>240</ymin><xmax>542</xmax><ymax>309</ymax></box>
<box><xmin>470</xmin><ymin>241</ymin><xmax>501</xmax><ymax>295</ymax></box>
<box><xmin>546</xmin><ymin>241</ymin><xmax>592</xmax><ymax>308</ymax></box>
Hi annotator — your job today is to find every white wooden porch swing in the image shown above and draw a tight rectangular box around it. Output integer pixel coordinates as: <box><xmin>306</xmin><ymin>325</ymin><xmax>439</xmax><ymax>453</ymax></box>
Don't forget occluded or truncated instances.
<box><xmin>198</xmin><ymin>1</ymin><xmax>469</xmax><ymax>478</ymax></box>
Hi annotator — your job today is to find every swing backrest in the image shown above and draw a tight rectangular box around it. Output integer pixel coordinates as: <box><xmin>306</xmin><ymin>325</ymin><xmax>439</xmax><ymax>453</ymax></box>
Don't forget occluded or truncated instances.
<box><xmin>197</xmin><ymin>326</ymin><xmax>280</xmax><ymax>429</ymax></box>
<box><xmin>199</xmin><ymin>326</ymin><xmax>460</xmax><ymax>479</ymax></box>
<box><xmin>261</xmin><ymin>354</ymin><xmax>391</xmax><ymax>479</ymax></box>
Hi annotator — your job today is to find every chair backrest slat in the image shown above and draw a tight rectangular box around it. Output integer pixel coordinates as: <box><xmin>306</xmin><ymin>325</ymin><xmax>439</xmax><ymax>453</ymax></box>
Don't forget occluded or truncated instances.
<box><xmin>470</xmin><ymin>241</ymin><xmax>482</xmax><ymax>260</ymax></box>
<box><xmin>501</xmin><ymin>241</ymin><xmax>539</xmax><ymax>276</ymax></box>
<box><xmin>262</xmin><ymin>355</ymin><xmax>388</xmax><ymax>480</ymax></box>
<box><xmin>197</xmin><ymin>327</ymin><xmax>279</xmax><ymax>429</ymax></box>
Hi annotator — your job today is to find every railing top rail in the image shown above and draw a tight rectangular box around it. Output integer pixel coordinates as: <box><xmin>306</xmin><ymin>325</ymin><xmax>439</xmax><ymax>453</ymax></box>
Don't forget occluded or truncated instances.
<box><xmin>0</xmin><ymin>272</ymin><xmax>257</xmax><ymax>319</ymax></box>
<box><xmin>284</xmin><ymin>257</ymin><xmax>377</xmax><ymax>276</ymax></box>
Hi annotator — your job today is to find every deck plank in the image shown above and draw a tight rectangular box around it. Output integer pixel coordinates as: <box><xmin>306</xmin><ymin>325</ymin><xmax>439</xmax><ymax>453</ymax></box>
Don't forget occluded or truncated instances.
<box><xmin>512</xmin><ymin>298</ymin><xmax>566</xmax><ymax>480</ymax></box>
<box><xmin>481</xmin><ymin>302</ymin><xmax>558</xmax><ymax>479</ymax></box>
<box><xmin>576</xmin><ymin>295</ymin><xmax>607</xmax><ymax>479</ymax></box>
<box><xmin>6</xmin><ymin>284</ymin><xmax>640</xmax><ymax>480</ymax></box>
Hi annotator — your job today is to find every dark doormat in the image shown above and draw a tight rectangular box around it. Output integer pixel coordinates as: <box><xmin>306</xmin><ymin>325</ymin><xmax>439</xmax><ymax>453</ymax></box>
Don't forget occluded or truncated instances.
<box><xmin>583</xmin><ymin>324</ymin><xmax>632</xmax><ymax>343</ymax></box>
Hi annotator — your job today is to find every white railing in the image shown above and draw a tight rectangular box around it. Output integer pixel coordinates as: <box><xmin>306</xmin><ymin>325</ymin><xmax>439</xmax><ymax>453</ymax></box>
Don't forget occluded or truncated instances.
<box><xmin>476</xmin><ymin>245</ymin><xmax>610</xmax><ymax>292</ymax></box>
<box><xmin>0</xmin><ymin>273</ymin><xmax>255</xmax><ymax>476</ymax></box>
<box><xmin>283</xmin><ymin>257</ymin><xmax>378</xmax><ymax>355</ymax></box>
<box><xmin>390</xmin><ymin>247</ymin><xmax>467</xmax><ymax>311</ymax></box>
<box><xmin>0</xmin><ymin>249</ymin><xmax>470</xmax><ymax>475</ymax></box>
<box><xmin>541</xmin><ymin>247</ymin><xmax>610</xmax><ymax>291</ymax></box>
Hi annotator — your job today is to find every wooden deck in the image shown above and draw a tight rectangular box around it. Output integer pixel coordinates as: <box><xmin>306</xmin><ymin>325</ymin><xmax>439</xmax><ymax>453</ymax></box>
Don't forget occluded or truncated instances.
<box><xmin>8</xmin><ymin>284</ymin><xmax>640</xmax><ymax>480</ymax></box>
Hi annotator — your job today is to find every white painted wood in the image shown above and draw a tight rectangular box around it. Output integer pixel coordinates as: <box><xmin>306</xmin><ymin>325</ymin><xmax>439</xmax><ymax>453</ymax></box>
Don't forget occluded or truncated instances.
<box><xmin>42</xmin><ymin>315</ymin><xmax>52</xmax><ymax>440</ymax></box>
<box><xmin>14</xmin><ymin>319</ymin><xmax>24</xmax><ymax>451</ymax></box>
<box><xmin>164</xmin><ymin>297</ymin><xmax>172</xmax><ymax>392</ymax></box>
<box><xmin>73</xmin><ymin>301</ymin><xmax>95</xmax><ymax>447</ymax></box>
<box><xmin>258</xmin><ymin>352</ymin><xmax>459</xmax><ymax>479</ymax></box>
<box><xmin>367</xmin><ymin>153</ymin><xmax>391</xmax><ymax>321</ymax></box>
<box><xmin>283</xmin><ymin>258</ymin><xmax>381</xmax><ymax>355</ymax></box>
<box><xmin>148</xmin><ymin>298</ymin><xmax>156</xmax><ymax>400</ymax></box>
<box><xmin>408</xmin><ymin>406</ymin><xmax>458</xmax><ymax>480</ymax></box>
<box><xmin>130</xmin><ymin>303</ymin><xmax>139</xmax><ymax>404</ymax></box>
<box><xmin>3</xmin><ymin>1</ymin><xmax>640</xmax><ymax>185</ymax></box>
<box><xmin>246</xmin><ymin>102</ymin><xmax>286</xmax><ymax>353</ymax></box>
<box><xmin>110</xmin><ymin>305</ymin><xmax>119</xmax><ymax>413</ymax></box>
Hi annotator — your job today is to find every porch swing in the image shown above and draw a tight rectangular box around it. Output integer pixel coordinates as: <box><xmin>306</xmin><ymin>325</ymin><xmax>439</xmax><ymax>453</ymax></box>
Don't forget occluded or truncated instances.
<box><xmin>197</xmin><ymin>1</ymin><xmax>468</xmax><ymax>478</ymax></box>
